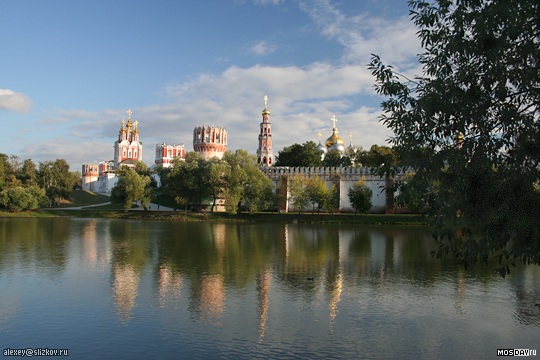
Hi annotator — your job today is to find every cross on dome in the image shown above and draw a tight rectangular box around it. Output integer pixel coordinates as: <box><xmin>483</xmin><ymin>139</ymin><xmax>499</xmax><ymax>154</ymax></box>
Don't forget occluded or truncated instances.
<box><xmin>126</xmin><ymin>109</ymin><xmax>133</xmax><ymax>120</ymax></box>
<box><xmin>317</xmin><ymin>131</ymin><xmax>322</xmax><ymax>142</ymax></box>
<box><xmin>264</xmin><ymin>95</ymin><xmax>268</xmax><ymax>108</ymax></box>
<box><xmin>331</xmin><ymin>115</ymin><xmax>338</xmax><ymax>129</ymax></box>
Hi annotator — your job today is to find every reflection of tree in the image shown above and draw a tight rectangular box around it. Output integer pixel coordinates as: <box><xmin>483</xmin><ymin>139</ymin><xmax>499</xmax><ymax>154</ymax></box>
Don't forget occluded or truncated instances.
<box><xmin>510</xmin><ymin>267</ymin><xmax>540</xmax><ymax>326</ymax></box>
<box><xmin>276</xmin><ymin>225</ymin><xmax>339</xmax><ymax>296</ymax></box>
<box><xmin>0</xmin><ymin>218</ymin><xmax>69</xmax><ymax>277</ymax></box>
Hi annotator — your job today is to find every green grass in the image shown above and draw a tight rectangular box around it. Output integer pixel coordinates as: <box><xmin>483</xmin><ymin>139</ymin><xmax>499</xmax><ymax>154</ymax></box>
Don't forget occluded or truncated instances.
<box><xmin>55</xmin><ymin>190</ymin><xmax>110</xmax><ymax>208</ymax></box>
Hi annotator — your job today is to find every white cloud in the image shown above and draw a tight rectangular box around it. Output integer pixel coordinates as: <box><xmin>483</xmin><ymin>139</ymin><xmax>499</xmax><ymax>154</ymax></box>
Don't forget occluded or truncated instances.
<box><xmin>16</xmin><ymin>0</ymin><xmax>418</xmax><ymax>169</ymax></box>
<box><xmin>248</xmin><ymin>41</ymin><xmax>278</xmax><ymax>56</ymax></box>
<box><xmin>254</xmin><ymin>0</ymin><xmax>284</xmax><ymax>5</ymax></box>
<box><xmin>0</xmin><ymin>89</ymin><xmax>32</xmax><ymax>113</ymax></box>
<box><xmin>28</xmin><ymin>59</ymin><xmax>391</xmax><ymax>170</ymax></box>
<box><xmin>298</xmin><ymin>0</ymin><xmax>421</xmax><ymax>70</ymax></box>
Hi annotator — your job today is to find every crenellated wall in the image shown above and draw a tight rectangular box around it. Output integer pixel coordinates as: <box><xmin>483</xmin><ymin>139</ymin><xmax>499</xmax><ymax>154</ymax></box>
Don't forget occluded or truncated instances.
<box><xmin>262</xmin><ymin>166</ymin><xmax>401</xmax><ymax>213</ymax></box>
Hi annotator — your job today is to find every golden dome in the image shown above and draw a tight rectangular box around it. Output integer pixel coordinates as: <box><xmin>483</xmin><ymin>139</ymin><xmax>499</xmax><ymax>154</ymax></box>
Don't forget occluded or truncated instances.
<box><xmin>325</xmin><ymin>128</ymin><xmax>344</xmax><ymax>148</ymax></box>
<box><xmin>262</xmin><ymin>108</ymin><xmax>270</xmax><ymax>116</ymax></box>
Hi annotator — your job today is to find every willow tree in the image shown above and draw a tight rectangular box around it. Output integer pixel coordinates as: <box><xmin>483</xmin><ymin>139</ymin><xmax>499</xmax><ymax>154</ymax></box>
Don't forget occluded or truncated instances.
<box><xmin>369</xmin><ymin>0</ymin><xmax>540</xmax><ymax>275</ymax></box>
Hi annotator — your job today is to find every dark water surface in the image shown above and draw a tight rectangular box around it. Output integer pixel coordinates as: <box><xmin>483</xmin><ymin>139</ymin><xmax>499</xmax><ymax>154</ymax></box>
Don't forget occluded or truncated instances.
<box><xmin>0</xmin><ymin>218</ymin><xmax>538</xmax><ymax>359</ymax></box>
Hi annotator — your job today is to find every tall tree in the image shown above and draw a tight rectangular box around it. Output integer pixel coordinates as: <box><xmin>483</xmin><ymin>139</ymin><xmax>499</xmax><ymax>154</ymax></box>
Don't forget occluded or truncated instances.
<box><xmin>161</xmin><ymin>152</ymin><xmax>212</xmax><ymax>210</ymax></box>
<box><xmin>303</xmin><ymin>176</ymin><xmax>328</xmax><ymax>213</ymax></box>
<box><xmin>322</xmin><ymin>149</ymin><xmax>352</xmax><ymax>168</ymax></box>
<box><xmin>223</xmin><ymin>150</ymin><xmax>273</xmax><ymax>214</ymax></box>
<box><xmin>111</xmin><ymin>166</ymin><xmax>152</xmax><ymax>211</ymax></box>
<box><xmin>369</xmin><ymin>0</ymin><xmax>540</xmax><ymax>274</ymax></box>
<box><xmin>207</xmin><ymin>158</ymin><xmax>230</xmax><ymax>212</ymax></box>
<box><xmin>38</xmin><ymin>159</ymin><xmax>78</xmax><ymax>203</ymax></box>
<box><xmin>275</xmin><ymin>141</ymin><xmax>322</xmax><ymax>167</ymax></box>
<box><xmin>20</xmin><ymin>159</ymin><xmax>38</xmax><ymax>186</ymax></box>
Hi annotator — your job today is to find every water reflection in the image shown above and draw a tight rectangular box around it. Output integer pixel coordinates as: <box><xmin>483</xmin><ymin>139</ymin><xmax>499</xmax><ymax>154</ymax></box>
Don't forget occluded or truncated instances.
<box><xmin>157</xmin><ymin>263</ymin><xmax>183</xmax><ymax>308</ymax></box>
<box><xmin>1</xmin><ymin>218</ymin><xmax>538</xmax><ymax>359</ymax></box>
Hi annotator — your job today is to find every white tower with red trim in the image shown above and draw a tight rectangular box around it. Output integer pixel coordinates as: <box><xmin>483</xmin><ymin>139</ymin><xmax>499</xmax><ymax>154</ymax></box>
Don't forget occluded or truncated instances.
<box><xmin>193</xmin><ymin>126</ymin><xmax>227</xmax><ymax>160</ymax></box>
<box><xmin>155</xmin><ymin>143</ymin><xmax>186</xmax><ymax>167</ymax></box>
<box><xmin>257</xmin><ymin>95</ymin><xmax>273</xmax><ymax>166</ymax></box>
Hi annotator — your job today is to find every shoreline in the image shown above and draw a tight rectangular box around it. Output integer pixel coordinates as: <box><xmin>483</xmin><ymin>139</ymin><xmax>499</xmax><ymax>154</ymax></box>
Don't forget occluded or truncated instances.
<box><xmin>1</xmin><ymin>209</ymin><xmax>427</xmax><ymax>225</ymax></box>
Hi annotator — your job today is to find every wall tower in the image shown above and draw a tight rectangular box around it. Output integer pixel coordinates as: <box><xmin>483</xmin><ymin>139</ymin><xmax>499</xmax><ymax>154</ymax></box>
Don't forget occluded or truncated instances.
<box><xmin>193</xmin><ymin>126</ymin><xmax>227</xmax><ymax>160</ymax></box>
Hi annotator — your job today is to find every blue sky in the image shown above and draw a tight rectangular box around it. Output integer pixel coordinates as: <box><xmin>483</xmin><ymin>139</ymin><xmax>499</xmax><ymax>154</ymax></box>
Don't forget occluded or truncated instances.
<box><xmin>0</xmin><ymin>0</ymin><xmax>421</xmax><ymax>170</ymax></box>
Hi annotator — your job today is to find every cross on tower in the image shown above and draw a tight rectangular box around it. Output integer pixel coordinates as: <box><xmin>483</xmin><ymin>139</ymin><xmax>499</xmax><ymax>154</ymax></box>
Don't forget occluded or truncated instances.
<box><xmin>331</xmin><ymin>115</ymin><xmax>338</xmax><ymax>129</ymax></box>
<box><xmin>264</xmin><ymin>95</ymin><xmax>268</xmax><ymax>108</ymax></box>
<box><xmin>126</xmin><ymin>109</ymin><xmax>133</xmax><ymax>120</ymax></box>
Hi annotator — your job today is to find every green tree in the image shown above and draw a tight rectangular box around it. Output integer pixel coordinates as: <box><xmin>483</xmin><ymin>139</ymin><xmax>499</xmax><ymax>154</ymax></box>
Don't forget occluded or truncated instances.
<box><xmin>355</xmin><ymin>145</ymin><xmax>397</xmax><ymax>211</ymax></box>
<box><xmin>160</xmin><ymin>152</ymin><xmax>212</xmax><ymax>210</ymax></box>
<box><xmin>348</xmin><ymin>177</ymin><xmax>373</xmax><ymax>214</ymax></box>
<box><xmin>275</xmin><ymin>141</ymin><xmax>322</xmax><ymax>167</ymax></box>
<box><xmin>322</xmin><ymin>149</ymin><xmax>352</xmax><ymax>167</ymax></box>
<box><xmin>369</xmin><ymin>0</ymin><xmax>540</xmax><ymax>274</ymax></box>
<box><xmin>20</xmin><ymin>159</ymin><xmax>38</xmax><ymax>186</ymax></box>
<box><xmin>0</xmin><ymin>185</ymin><xmax>48</xmax><ymax>212</ymax></box>
<box><xmin>288</xmin><ymin>175</ymin><xmax>309</xmax><ymax>213</ymax></box>
<box><xmin>208</xmin><ymin>158</ymin><xmax>230</xmax><ymax>212</ymax></box>
<box><xmin>223</xmin><ymin>150</ymin><xmax>274</xmax><ymax>214</ymax></box>
<box><xmin>323</xmin><ymin>184</ymin><xmax>340</xmax><ymax>214</ymax></box>
<box><xmin>303</xmin><ymin>176</ymin><xmax>328</xmax><ymax>213</ymax></box>
<box><xmin>38</xmin><ymin>159</ymin><xmax>78</xmax><ymax>204</ymax></box>
<box><xmin>111</xmin><ymin>166</ymin><xmax>152</xmax><ymax>211</ymax></box>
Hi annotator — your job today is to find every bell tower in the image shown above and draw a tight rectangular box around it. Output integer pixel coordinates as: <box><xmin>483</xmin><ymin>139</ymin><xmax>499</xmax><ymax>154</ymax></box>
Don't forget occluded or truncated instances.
<box><xmin>257</xmin><ymin>95</ymin><xmax>273</xmax><ymax>166</ymax></box>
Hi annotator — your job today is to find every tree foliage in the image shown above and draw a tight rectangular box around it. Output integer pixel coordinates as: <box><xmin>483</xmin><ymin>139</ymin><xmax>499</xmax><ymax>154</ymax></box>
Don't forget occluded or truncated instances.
<box><xmin>369</xmin><ymin>0</ymin><xmax>540</xmax><ymax>275</ymax></box>
<box><xmin>111</xmin><ymin>163</ymin><xmax>153</xmax><ymax>211</ymax></box>
<box><xmin>322</xmin><ymin>149</ymin><xmax>352</xmax><ymax>168</ymax></box>
<box><xmin>348</xmin><ymin>177</ymin><xmax>373</xmax><ymax>214</ymax></box>
<box><xmin>223</xmin><ymin>150</ymin><xmax>274</xmax><ymax>214</ymax></box>
<box><xmin>287</xmin><ymin>175</ymin><xmax>337</xmax><ymax>213</ymax></box>
<box><xmin>38</xmin><ymin>159</ymin><xmax>79</xmax><ymax>203</ymax></box>
<box><xmin>275</xmin><ymin>141</ymin><xmax>322</xmax><ymax>167</ymax></box>
<box><xmin>0</xmin><ymin>186</ymin><xmax>48</xmax><ymax>212</ymax></box>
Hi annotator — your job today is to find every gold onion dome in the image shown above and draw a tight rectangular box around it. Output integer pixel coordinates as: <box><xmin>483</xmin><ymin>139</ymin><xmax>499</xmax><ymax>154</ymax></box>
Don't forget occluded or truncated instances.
<box><xmin>325</xmin><ymin>128</ymin><xmax>344</xmax><ymax>148</ymax></box>
<box><xmin>262</xmin><ymin>108</ymin><xmax>270</xmax><ymax>115</ymax></box>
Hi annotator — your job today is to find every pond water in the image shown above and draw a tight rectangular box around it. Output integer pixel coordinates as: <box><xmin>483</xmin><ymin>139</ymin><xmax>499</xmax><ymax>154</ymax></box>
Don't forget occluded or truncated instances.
<box><xmin>0</xmin><ymin>218</ymin><xmax>538</xmax><ymax>359</ymax></box>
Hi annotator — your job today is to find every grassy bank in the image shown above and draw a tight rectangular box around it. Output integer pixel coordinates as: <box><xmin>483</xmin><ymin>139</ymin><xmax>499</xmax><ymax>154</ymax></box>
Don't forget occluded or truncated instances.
<box><xmin>0</xmin><ymin>190</ymin><xmax>426</xmax><ymax>225</ymax></box>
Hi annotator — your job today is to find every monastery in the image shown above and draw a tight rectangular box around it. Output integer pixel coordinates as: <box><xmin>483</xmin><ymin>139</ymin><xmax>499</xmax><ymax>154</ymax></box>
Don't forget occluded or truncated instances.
<box><xmin>82</xmin><ymin>97</ymin><xmax>396</xmax><ymax>212</ymax></box>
